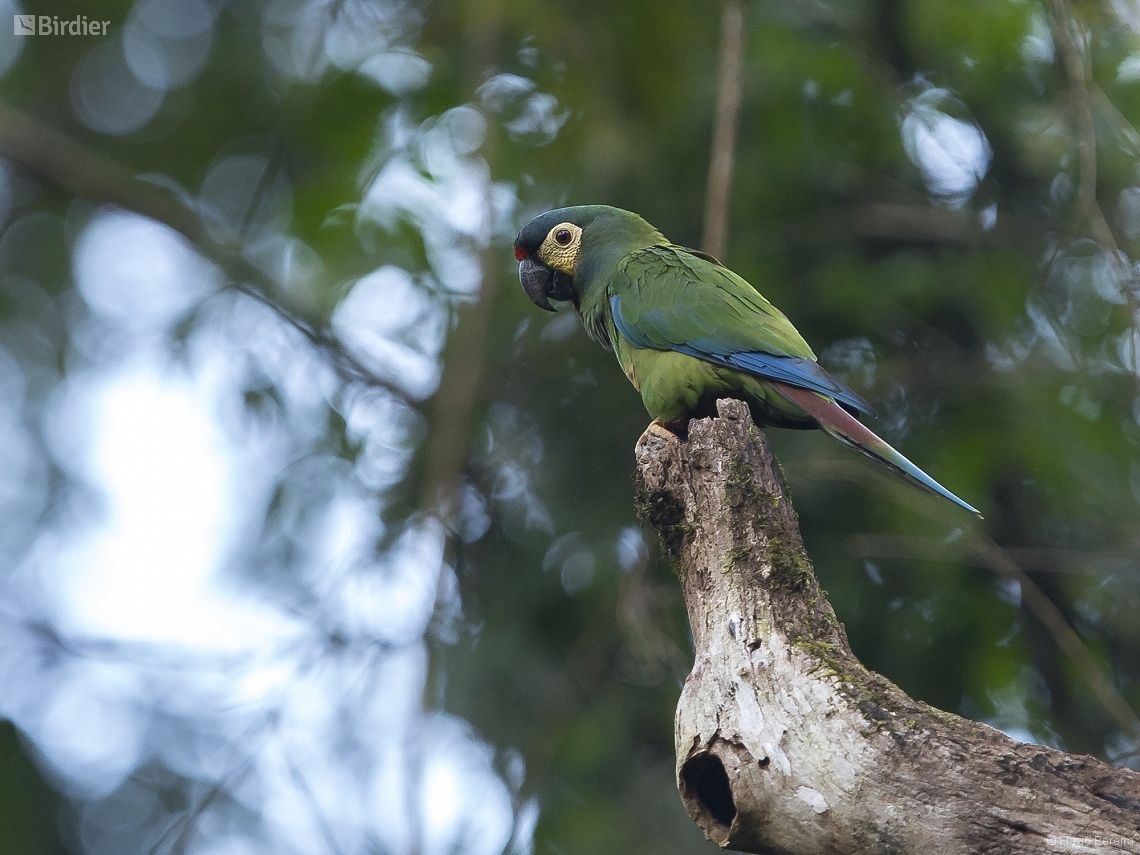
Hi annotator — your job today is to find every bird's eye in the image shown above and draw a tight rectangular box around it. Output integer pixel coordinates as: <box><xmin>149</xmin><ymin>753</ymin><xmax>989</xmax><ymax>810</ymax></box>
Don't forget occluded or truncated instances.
<box><xmin>554</xmin><ymin>228</ymin><xmax>572</xmax><ymax>246</ymax></box>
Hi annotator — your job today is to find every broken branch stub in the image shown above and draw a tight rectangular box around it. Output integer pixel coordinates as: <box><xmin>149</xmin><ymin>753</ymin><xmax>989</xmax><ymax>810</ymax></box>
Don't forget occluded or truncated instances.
<box><xmin>634</xmin><ymin>398</ymin><xmax>1140</xmax><ymax>855</ymax></box>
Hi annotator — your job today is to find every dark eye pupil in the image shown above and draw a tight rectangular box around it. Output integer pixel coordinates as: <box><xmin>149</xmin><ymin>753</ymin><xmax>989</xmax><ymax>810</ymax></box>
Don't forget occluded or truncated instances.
<box><xmin>555</xmin><ymin>229</ymin><xmax>571</xmax><ymax>245</ymax></box>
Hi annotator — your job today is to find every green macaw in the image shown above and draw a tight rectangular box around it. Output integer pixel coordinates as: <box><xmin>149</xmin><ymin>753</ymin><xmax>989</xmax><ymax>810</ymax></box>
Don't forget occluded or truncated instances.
<box><xmin>513</xmin><ymin>204</ymin><xmax>980</xmax><ymax>517</ymax></box>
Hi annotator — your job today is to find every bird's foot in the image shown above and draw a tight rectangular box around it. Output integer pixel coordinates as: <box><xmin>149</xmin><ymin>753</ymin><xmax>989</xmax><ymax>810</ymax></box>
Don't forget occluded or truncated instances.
<box><xmin>638</xmin><ymin>417</ymin><xmax>689</xmax><ymax>446</ymax></box>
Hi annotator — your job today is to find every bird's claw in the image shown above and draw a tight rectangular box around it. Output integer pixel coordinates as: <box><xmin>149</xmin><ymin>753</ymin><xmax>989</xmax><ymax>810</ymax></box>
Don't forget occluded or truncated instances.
<box><xmin>638</xmin><ymin>418</ymin><xmax>685</xmax><ymax>447</ymax></box>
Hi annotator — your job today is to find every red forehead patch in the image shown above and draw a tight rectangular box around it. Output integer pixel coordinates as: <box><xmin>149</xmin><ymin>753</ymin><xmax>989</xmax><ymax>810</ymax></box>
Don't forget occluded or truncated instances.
<box><xmin>513</xmin><ymin>246</ymin><xmax>527</xmax><ymax>261</ymax></box>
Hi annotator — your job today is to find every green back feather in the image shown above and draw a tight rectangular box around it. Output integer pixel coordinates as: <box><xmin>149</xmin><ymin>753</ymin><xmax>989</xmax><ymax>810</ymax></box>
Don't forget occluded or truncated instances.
<box><xmin>607</xmin><ymin>246</ymin><xmax>816</xmax><ymax>361</ymax></box>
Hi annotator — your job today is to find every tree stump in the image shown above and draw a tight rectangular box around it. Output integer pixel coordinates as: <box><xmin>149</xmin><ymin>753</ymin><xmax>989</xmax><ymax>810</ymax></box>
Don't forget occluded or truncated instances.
<box><xmin>634</xmin><ymin>398</ymin><xmax>1140</xmax><ymax>854</ymax></box>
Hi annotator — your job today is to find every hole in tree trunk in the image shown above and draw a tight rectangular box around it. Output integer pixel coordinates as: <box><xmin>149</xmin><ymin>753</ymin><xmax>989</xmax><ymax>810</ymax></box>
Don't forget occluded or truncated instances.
<box><xmin>680</xmin><ymin>753</ymin><xmax>736</xmax><ymax>828</ymax></box>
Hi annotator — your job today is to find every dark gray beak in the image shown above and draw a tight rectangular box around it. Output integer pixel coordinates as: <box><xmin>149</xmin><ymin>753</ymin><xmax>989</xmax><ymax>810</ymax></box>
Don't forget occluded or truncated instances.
<box><xmin>519</xmin><ymin>258</ymin><xmax>556</xmax><ymax>311</ymax></box>
<box><xmin>519</xmin><ymin>258</ymin><xmax>575</xmax><ymax>312</ymax></box>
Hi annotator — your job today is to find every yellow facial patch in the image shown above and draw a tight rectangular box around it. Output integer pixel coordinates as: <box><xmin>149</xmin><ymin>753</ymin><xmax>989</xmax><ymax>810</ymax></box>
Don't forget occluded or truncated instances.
<box><xmin>536</xmin><ymin>222</ymin><xmax>583</xmax><ymax>274</ymax></box>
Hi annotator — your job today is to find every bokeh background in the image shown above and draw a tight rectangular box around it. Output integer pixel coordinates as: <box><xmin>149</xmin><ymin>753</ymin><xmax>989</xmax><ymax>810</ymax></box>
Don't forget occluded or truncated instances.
<box><xmin>0</xmin><ymin>0</ymin><xmax>1139</xmax><ymax>852</ymax></box>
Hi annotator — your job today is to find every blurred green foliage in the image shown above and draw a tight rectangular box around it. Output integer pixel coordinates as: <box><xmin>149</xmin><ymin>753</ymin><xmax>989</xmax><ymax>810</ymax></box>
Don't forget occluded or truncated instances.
<box><xmin>1</xmin><ymin>0</ymin><xmax>1140</xmax><ymax>853</ymax></box>
<box><xmin>0</xmin><ymin>724</ymin><xmax>63</xmax><ymax>855</ymax></box>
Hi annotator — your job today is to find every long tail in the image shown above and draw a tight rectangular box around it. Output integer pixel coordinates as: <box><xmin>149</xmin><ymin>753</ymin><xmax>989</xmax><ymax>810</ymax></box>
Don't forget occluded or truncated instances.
<box><xmin>771</xmin><ymin>381</ymin><xmax>982</xmax><ymax>518</ymax></box>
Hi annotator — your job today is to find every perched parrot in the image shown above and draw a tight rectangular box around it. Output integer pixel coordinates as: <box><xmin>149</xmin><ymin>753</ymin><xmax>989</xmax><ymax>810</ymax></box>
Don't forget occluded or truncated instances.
<box><xmin>513</xmin><ymin>204</ymin><xmax>980</xmax><ymax>517</ymax></box>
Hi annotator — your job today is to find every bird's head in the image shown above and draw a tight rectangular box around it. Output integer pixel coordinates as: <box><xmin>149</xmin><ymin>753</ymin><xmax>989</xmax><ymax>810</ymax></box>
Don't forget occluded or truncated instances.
<box><xmin>512</xmin><ymin>208</ymin><xmax>593</xmax><ymax>312</ymax></box>
<box><xmin>513</xmin><ymin>205</ymin><xmax>664</xmax><ymax>311</ymax></box>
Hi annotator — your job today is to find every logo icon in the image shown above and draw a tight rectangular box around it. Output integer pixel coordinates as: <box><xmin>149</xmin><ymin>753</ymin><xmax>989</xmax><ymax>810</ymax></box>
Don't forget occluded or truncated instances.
<box><xmin>13</xmin><ymin>15</ymin><xmax>34</xmax><ymax>35</ymax></box>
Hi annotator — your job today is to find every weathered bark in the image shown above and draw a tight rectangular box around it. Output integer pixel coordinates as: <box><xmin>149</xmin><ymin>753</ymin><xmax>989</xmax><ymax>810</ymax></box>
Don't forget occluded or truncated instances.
<box><xmin>634</xmin><ymin>398</ymin><xmax>1140</xmax><ymax>855</ymax></box>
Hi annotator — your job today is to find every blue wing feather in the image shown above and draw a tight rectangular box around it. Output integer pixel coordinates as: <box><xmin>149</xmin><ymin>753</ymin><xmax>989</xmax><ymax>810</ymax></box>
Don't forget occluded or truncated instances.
<box><xmin>610</xmin><ymin>295</ymin><xmax>873</xmax><ymax>417</ymax></box>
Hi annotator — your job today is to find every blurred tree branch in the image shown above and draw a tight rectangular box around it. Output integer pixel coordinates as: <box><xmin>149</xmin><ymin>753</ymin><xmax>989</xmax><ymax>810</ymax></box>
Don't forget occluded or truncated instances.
<box><xmin>417</xmin><ymin>0</ymin><xmax>505</xmax><ymax>523</ymax></box>
<box><xmin>1049</xmin><ymin>0</ymin><xmax>1140</xmax><ymax>376</ymax></box>
<box><xmin>0</xmin><ymin>98</ymin><xmax>407</xmax><ymax>398</ymax></box>
<box><xmin>413</xmin><ymin>7</ymin><xmax>508</xmax><ymax>853</ymax></box>
<box><xmin>852</xmin><ymin>532</ymin><xmax>1140</xmax><ymax>743</ymax></box>
<box><xmin>803</xmin><ymin>455</ymin><xmax>1140</xmax><ymax>744</ymax></box>
<box><xmin>1049</xmin><ymin>0</ymin><xmax>1120</xmax><ymax>260</ymax></box>
<box><xmin>972</xmin><ymin>537</ymin><xmax>1140</xmax><ymax>744</ymax></box>
<box><xmin>848</xmin><ymin>532</ymin><xmax>1138</xmax><ymax>577</ymax></box>
<box><xmin>635</xmin><ymin>399</ymin><xmax>1140</xmax><ymax>853</ymax></box>
<box><xmin>816</xmin><ymin>201</ymin><xmax>1015</xmax><ymax>244</ymax></box>
<box><xmin>702</xmin><ymin>0</ymin><xmax>744</xmax><ymax>260</ymax></box>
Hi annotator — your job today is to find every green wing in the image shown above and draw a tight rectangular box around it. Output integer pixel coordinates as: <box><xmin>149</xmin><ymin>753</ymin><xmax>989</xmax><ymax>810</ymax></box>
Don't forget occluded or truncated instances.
<box><xmin>608</xmin><ymin>246</ymin><xmax>872</xmax><ymax>415</ymax></box>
